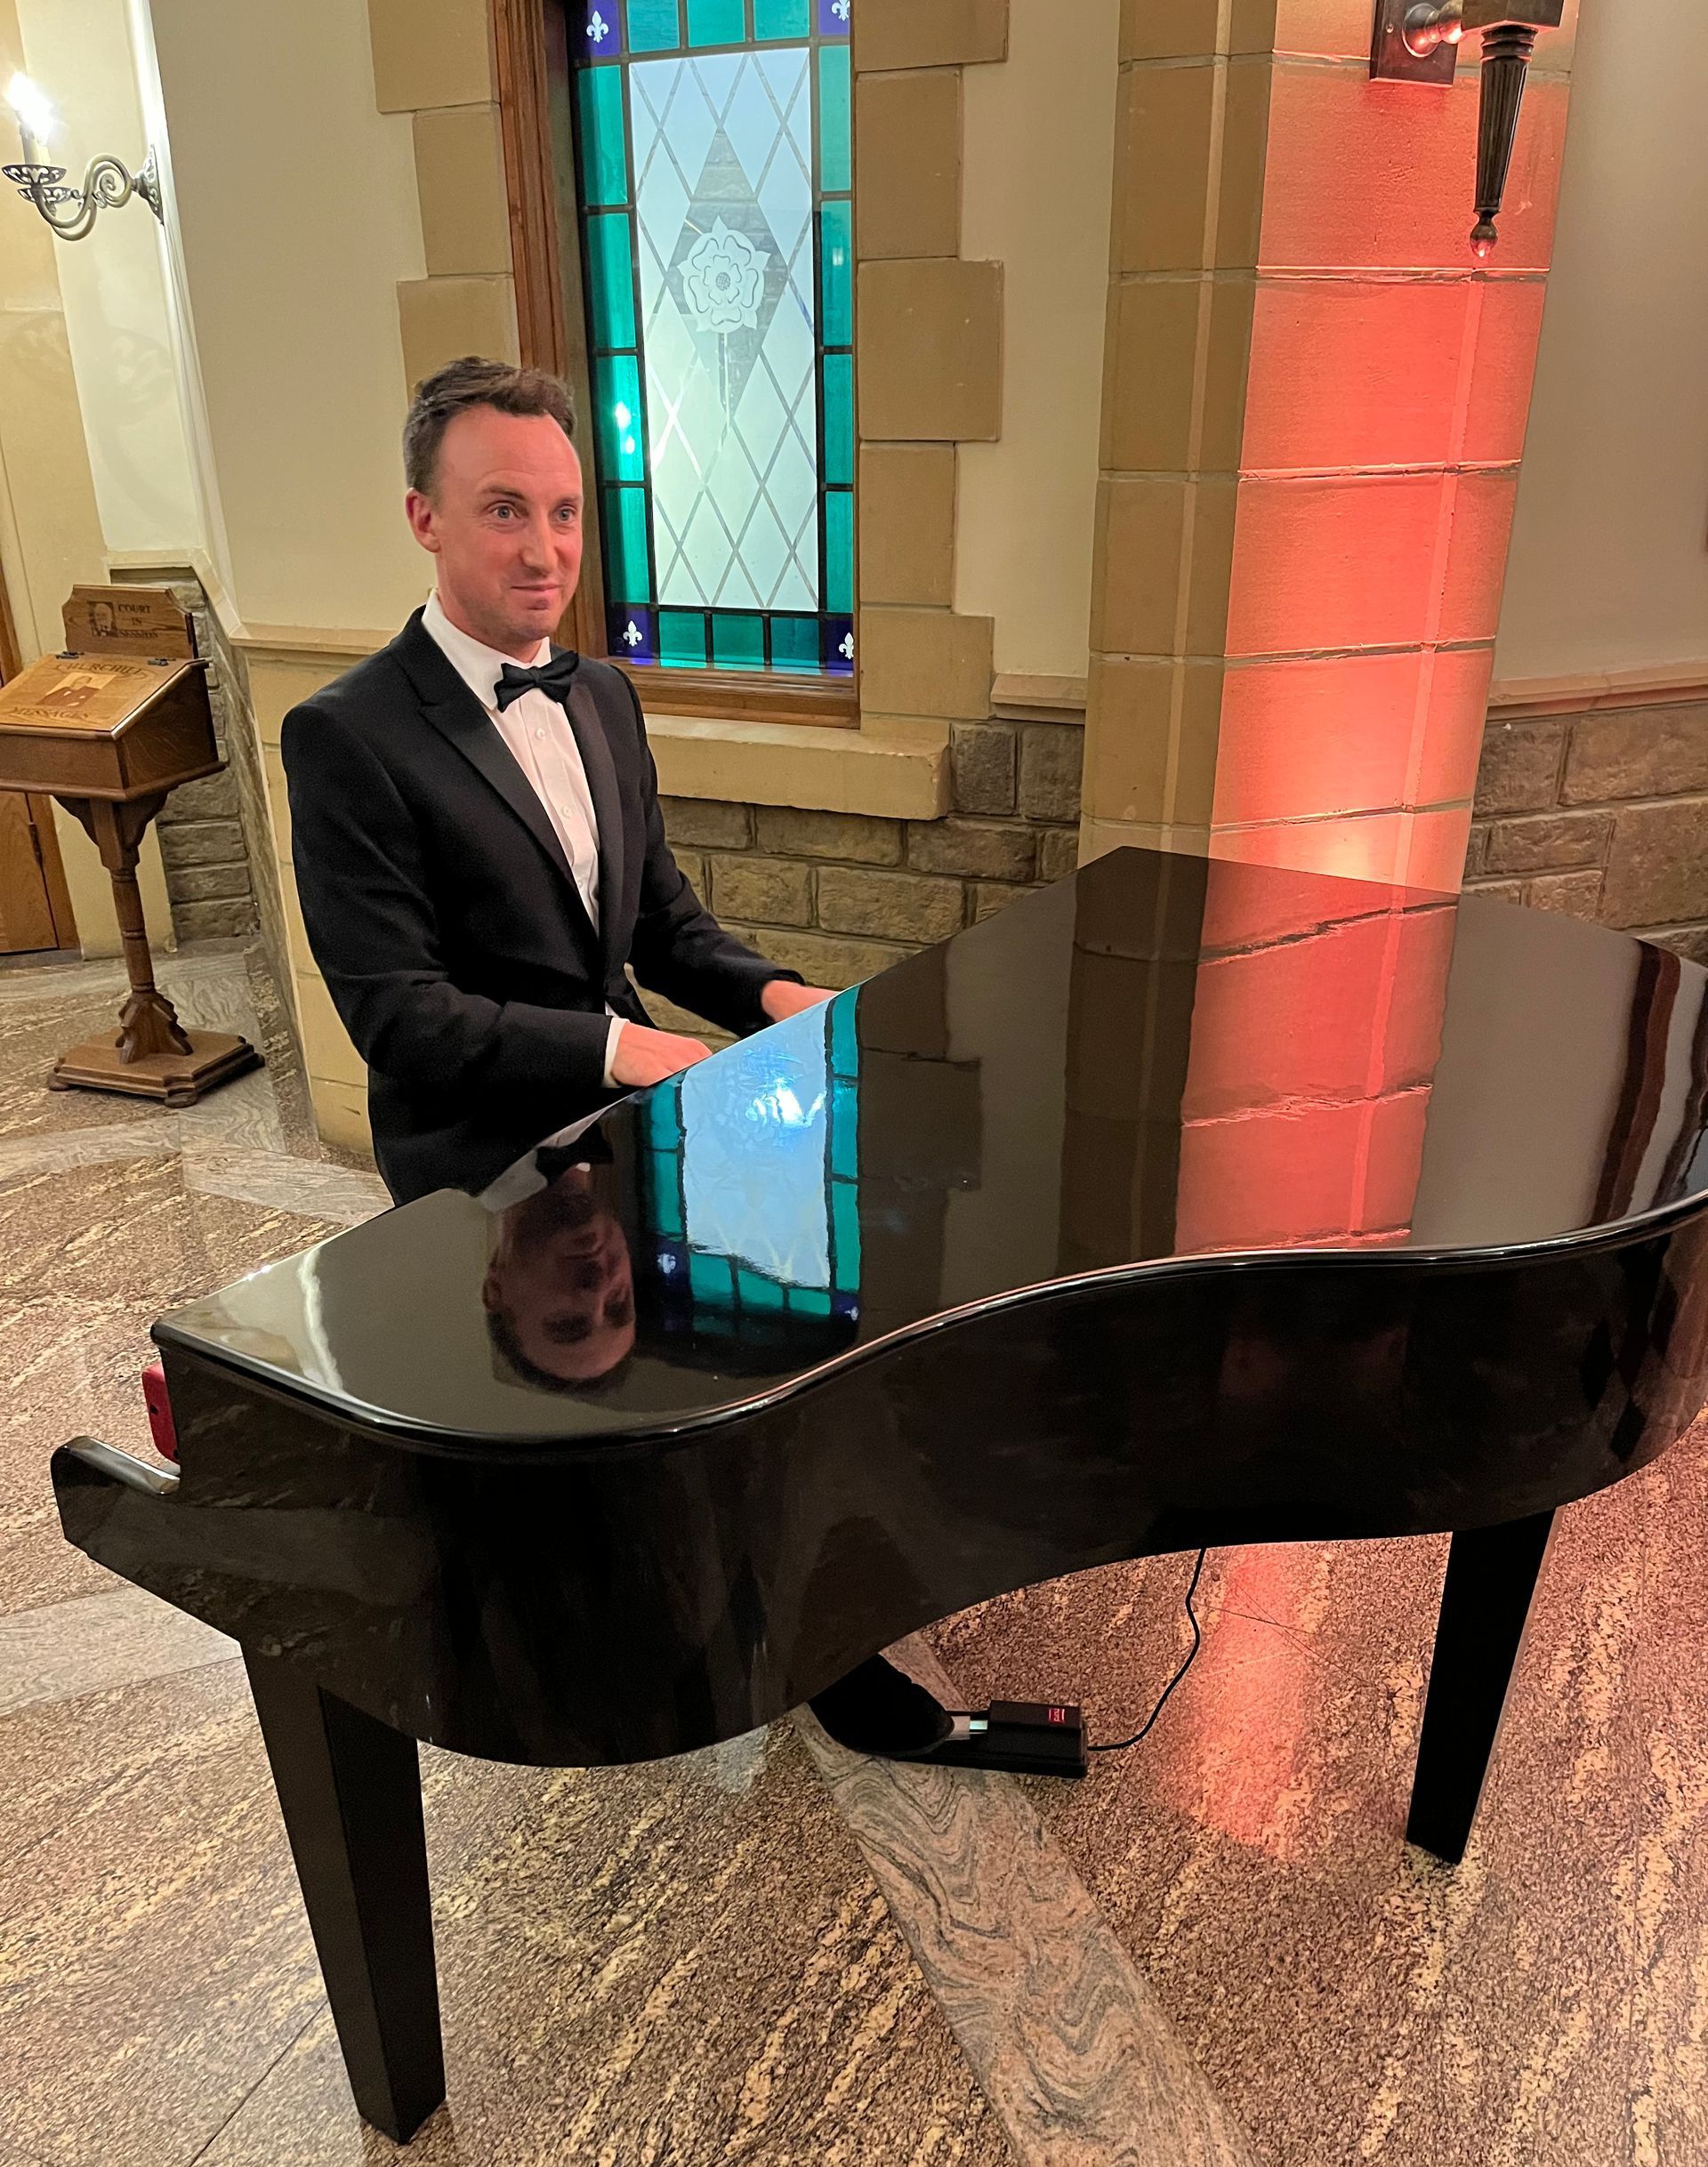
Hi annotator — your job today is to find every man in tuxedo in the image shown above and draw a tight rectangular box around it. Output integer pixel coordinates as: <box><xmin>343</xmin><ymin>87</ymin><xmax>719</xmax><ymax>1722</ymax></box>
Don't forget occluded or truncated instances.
<box><xmin>282</xmin><ymin>355</ymin><xmax>830</xmax><ymax>1203</ymax></box>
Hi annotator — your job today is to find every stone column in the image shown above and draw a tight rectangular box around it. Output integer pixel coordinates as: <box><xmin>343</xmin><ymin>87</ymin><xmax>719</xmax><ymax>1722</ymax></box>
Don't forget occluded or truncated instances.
<box><xmin>1083</xmin><ymin>0</ymin><xmax>1578</xmax><ymax>891</ymax></box>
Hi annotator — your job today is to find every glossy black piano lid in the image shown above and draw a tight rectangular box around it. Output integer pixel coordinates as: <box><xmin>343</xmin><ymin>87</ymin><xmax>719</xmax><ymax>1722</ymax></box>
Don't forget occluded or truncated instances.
<box><xmin>156</xmin><ymin>847</ymin><xmax>1708</xmax><ymax>1445</ymax></box>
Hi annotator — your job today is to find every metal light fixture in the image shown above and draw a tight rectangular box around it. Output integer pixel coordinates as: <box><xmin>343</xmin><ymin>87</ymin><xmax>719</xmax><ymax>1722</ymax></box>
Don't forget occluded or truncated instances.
<box><xmin>3</xmin><ymin>72</ymin><xmax>162</xmax><ymax>240</ymax></box>
<box><xmin>1370</xmin><ymin>0</ymin><xmax>1564</xmax><ymax>257</ymax></box>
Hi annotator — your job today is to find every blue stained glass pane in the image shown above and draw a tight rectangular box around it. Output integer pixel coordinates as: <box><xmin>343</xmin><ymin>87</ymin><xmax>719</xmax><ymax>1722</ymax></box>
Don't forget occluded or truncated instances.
<box><xmin>678</xmin><ymin>1029</ymin><xmax>834</xmax><ymax>1289</ymax></box>
<box><xmin>586</xmin><ymin>214</ymin><xmax>636</xmax><ymax>349</ymax></box>
<box><xmin>822</xmin><ymin>352</ymin><xmax>852</xmax><ymax>485</ymax></box>
<box><xmin>831</xmin><ymin>1181</ymin><xmax>860</xmax><ymax>1286</ymax></box>
<box><xmin>687</xmin><ymin>0</ymin><xmax>744</xmax><ymax>40</ymax></box>
<box><xmin>817</xmin><ymin>0</ymin><xmax>851</xmax><ymax>34</ymax></box>
<box><xmin>576</xmin><ymin>66</ymin><xmax>629</xmax><ymax>206</ymax></box>
<box><xmin>602</xmin><ymin>489</ymin><xmax>651</xmax><ymax>602</ymax></box>
<box><xmin>689</xmin><ymin>1250</ymin><xmax>735</xmax><ymax>1302</ymax></box>
<box><xmin>818</xmin><ymin>45</ymin><xmax>850</xmax><ymax>193</ymax></box>
<box><xmin>627</xmin><ymin>0</ymin><xmax>681</xmax><ymax>50</ymax></box>
<box><xmin>594</xmin><ymin>354</ymin><xmax>646</xmax><ymax>483</ymax></box>
<box><xmin>823</xmin><ymin>614</ymin><xmax>855</xmax><ymax>676</ymax></box>
<box><xmin>825</xmin><ymin>492</ymin><xmax>853</xmax><ymax>612</ymax></box>
<box><xmin>753</xmin><ymin>0</ymin><xmax>810</xmax><ymax>34</ymax></box>
<box><xmin>771</xmin><ymin>616</ymin><xmax>818</xmax><ymax>673</ymax></box>
<box><xmin>580</xmin><ymin>4</ymin><xmax>625</xmax><ymax>57</ymax></box>
<box><xmin>608</xmin><ymin>601</ymin><xmax>657</xmax><ymax>662</ymax></box>
<box><xmin>819</xmin><ymin>200</ymin><xmax>852</xmax><ymax>347</ymax></box>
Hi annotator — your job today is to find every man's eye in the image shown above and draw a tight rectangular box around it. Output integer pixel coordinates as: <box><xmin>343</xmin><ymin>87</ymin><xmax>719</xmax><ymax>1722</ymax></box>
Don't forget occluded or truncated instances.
<box><xmin>492</xmin><ymin>504</ymin><xmax>515</xmax><ymax>520</ymax></box>
<box><xmin>555</xmin><ymin>506</ymin><xmax>579</xmax><ymax>524</ymax></box>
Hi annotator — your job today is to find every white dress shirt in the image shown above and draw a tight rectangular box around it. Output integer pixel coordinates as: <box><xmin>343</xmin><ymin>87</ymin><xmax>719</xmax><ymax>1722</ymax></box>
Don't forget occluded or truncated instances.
<box><xmin>422</xmin><ymin>591</ymin><xmax>625</xmax><ymax>1086</ymax></box>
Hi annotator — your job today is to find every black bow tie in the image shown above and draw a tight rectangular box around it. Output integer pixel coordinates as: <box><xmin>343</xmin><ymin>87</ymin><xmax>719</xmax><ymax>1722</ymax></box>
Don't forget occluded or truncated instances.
<box><xmin>494</xmin><ymin>649</ymin><xmax>580</xmax><ymax>712</ymax></box>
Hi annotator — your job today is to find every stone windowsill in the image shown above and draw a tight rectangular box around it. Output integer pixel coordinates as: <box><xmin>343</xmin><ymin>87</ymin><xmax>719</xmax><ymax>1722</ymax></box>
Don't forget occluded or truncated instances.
<box><xmin>648</xmin><ymin>711</ymin><xmax>950</xmax><ymax>818</ymax></box>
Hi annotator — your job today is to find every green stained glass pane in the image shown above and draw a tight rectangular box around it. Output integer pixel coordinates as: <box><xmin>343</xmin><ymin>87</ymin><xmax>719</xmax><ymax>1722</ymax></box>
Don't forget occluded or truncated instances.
<box><xmin>576</xmin><ymin>66</ymin><xmax>628</xmax><ymax>207</ymax></box>
<box><xmin>830</xmin><ymin>995</ymin><xmax>858</xmax><ymax>1079</ymax></box>
<box><xmin>686</xmin><ymin>0</ymin><xmax>744</xmax><ymax>41</ymax></box>
<box><xmin>825</xmin><ymin>491</ymin><xmax>853</xmax><ymax>612</ymax></box>
<box><xmin>771</xmin><ymin>616</ymin><xmax>818</xmax><ymax>674</ymax></box>
<box><xmin>829</xmin><ymin>1110</ymin><xmax>856</xmax><ymax>1180</ymax></box>
<box><xmin>602</xmin><ymin>485</ymin><xmax>650</xmax><ymax>602</ymax></box>
<box><xmin>711</xmin><ymin>612</ymin><xmax>765</xmax><ymax>669</ymax></box>
<box><xmin>585</xmin><ymin>214</ymin><xmax>635</xmax><ymax>350</ymax></box>
<box><xmin>647</xmin><ymin>1092</ymin><xmax>681</xmax><ymax>1148</ymax></box>
<box><xmin>753</xmin><ymin>0</ymin><xmax>810</xmax><ymax>34</ymax></box>
<box><xmin>593</xmin><ymin>355</ymin><xmax>645</xmax><ymax>483</ymax></box>
<box><xmin>822</xmin><ymin>353</ymin><xmax>853</xmax><ymax>486</ymax></box>
<box><xmin>787</xmin><ymin>1285</ymin><xmax>832</xmax><ymax>1317</ymax></box>
<box><xmin>659</xmin><ymin>610</ymin><xmax>707</xmax><ymax>667</ymax></box>
<box><xmin>831</xmin><ymin>1182</ymin><xmax>861</xmax><ymax>1285</ymax></box>
<box><xmin>819</xmin><ymin>201</ymin><xmax>852</xmax><ymax>348</ymax></box>
<box><xmin>689</xmin><ymin>1250</ymin><xmax>735</xmax><ymax>1303</ymax></box>
<box><xmin>818</xmin><ymin>45</ymin><xmax>850</xmax><ymax>192</ymax></box>
<box><xmin>627</xmin><ymin>0</ymin><xmax>681</xmax><ymax>50</ymax></box>
<box><xmin>649</xmin><ymin>1156</ymin><xmax>683</xmax><ymax>1235</ymax></box>
<box><xmin>737</xmin><ymin>1267</ymin><xmax>786</xmax><ymax>1311</ymax></box>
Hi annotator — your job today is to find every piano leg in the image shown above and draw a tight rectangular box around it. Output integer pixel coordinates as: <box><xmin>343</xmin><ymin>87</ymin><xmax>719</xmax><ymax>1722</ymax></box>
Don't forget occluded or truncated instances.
<box><xmin>243</xmin><ymin>1652</ymin><xmax>446</xmax><ymax>2143</ymax></box>
<box><xmin>1405</xmin><ymin>1510</ymin><xmax>1557</xmax><ymax>1865</ymax></box>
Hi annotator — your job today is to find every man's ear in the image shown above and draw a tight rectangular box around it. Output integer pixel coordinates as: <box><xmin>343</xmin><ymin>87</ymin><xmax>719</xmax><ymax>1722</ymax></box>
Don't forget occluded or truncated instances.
<box><xmin>405</xmin><ymin>488</ymin><xmax>441</xmax><ymax>554</ymax></box>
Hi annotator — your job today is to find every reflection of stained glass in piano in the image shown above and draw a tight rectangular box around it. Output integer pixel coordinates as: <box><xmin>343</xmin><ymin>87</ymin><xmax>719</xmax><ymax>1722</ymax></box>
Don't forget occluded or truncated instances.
<box><xmin>641</xmin><ymin>994</ymin><xmax>859</xmax><ymax>1329</ymax></box>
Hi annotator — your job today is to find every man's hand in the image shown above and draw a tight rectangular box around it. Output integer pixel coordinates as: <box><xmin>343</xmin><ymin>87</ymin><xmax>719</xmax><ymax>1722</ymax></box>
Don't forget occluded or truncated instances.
<box><xmin>761</xmin><ymin>979</ymin><xmax>836</xmax><ymax>1024</ymax></box>
<box><xmin>609</xmin><ymin>1024</ymin><xmax>711</xmax><ymax>1090</ymax></box>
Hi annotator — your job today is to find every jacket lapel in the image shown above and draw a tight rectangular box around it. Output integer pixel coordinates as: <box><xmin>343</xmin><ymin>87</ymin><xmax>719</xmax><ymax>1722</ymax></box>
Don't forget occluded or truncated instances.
<box><xmin>566</xmin><ymin>678</ymin><xmax>625</xmax><ymax>990</ymax></box>
<box><xmin>394</xmin><ymin>610</ymin><xmax>601</xmax><ymax>968</ymax></box>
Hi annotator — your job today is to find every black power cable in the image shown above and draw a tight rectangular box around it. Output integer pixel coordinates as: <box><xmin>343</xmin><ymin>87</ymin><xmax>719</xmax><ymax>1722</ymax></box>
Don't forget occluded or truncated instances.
<box><xmin>1088</xmin><ymin>1546</ymin><xmax>1209</xmax><ymax>1754</ymax></box>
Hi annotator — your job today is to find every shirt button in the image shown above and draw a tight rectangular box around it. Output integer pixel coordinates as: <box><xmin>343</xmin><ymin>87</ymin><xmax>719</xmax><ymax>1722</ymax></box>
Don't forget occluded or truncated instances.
<box><xmin>535</xmin><ymin>728</ymin><xmax>545</xmax><ymax>740</ymax></box>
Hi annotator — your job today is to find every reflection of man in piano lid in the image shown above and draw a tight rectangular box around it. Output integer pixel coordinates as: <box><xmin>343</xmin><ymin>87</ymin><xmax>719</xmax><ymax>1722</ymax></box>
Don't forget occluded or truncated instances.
<box><xmin>481</xmin><ymin>1157</ymin><xmax>635</xmax><ymax>1389</ymax></box>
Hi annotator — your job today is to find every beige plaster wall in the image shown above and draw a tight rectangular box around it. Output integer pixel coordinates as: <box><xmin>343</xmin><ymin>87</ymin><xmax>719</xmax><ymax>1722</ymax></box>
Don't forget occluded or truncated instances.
<box><xmin>0</xmin><ymin>0</ymin><xmax>173</xmax><ymax>956</ymax></box>
<box><xmin>147</xmin><ymin>0</ymin><xmax>429</xmax><ymax>634</ymax></box>
<box><xmin>955</xmin><ymin>0</ymin><xmax>1119</xmax><ymax>685</ymax></box>
<box><xmin>1495</xmin><ymin>0</ymin><xmax>1708</xmax><ymax>682</ymax></box>
<box><xmin>13</xmin><ymin>0</ymin><xmax>200</xmax><ymax>560</ymax></box>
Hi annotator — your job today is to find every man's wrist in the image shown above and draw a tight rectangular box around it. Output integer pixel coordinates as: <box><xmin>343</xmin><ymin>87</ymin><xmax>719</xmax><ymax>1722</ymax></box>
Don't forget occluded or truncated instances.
<box><xmin>601</xmin><ymin>1015</ymin><xmax>625</xmax><ymax>1090</ymax></box>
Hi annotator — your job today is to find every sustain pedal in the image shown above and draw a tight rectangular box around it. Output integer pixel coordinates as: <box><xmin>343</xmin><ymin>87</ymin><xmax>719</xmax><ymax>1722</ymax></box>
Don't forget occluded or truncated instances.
<box><xmin>922</xmin><ymin>1698</ymin><xmax>1088</xmax><ymax>1778</ymax></box>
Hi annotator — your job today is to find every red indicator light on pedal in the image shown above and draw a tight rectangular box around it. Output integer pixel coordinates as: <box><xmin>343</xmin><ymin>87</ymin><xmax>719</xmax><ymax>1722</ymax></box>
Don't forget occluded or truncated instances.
<box><xmin>1048</xmin><ymin>1706</ymin><xmax>1066</xmax><ymax>1724</ymax></box>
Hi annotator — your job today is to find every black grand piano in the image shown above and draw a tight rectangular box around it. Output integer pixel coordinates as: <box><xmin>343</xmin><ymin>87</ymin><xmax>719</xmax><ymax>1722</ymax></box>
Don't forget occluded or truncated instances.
<box><xmin>52</xmin><ymin>847</ymin><xmax>1708</xmax><ymax>2141</ymax></box>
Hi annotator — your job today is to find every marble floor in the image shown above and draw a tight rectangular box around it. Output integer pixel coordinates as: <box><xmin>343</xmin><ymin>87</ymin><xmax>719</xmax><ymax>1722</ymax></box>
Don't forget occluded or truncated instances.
<box><xmin>2</xmin><ymin>940</ymin><xmax>1706</xmax><ymax>2167</ymax></box>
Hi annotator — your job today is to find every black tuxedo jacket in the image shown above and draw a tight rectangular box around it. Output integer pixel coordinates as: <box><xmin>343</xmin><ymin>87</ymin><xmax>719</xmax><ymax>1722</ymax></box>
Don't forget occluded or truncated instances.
<box><xmin>281</xmin><ymin>608</ymin><xmax>794</xmax><ymax>1204</ymax></box>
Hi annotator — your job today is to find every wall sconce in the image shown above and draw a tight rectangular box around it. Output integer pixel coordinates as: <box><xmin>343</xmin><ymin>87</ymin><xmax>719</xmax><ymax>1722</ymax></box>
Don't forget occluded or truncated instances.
<box><xmin>1370</xmin><ymin>1</ymin><xmax>1564</xmax><ymax>256</ymax></box>
<box><xmin>3</xmin><ymin>73</ymin><xmax>162</xmax><ymax>241</ymax></box>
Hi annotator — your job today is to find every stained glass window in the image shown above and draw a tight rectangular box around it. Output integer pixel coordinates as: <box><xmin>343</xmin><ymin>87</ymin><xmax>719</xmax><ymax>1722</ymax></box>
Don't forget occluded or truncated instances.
<box><xmin>569</xmin><ymin>0</ymin><xmax>855</xmax><ymax>683</ymax></box>
<box><xmin>640</xmin><ymin>995</ymin><xmax>861</xmax><ymax>1338</ymax></box>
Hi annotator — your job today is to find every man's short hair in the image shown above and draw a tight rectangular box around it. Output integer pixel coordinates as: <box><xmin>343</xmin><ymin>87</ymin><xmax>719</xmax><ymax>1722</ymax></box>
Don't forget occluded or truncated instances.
<box><xmin>402</xmin><ymin>355</ymin><xmax>576</xmax><ymax>496</ymax></box>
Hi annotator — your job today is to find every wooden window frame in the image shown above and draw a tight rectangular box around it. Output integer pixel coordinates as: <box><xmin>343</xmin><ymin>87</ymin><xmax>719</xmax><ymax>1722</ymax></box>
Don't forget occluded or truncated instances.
<box><xmin>491</xmin><ymin>0</ymin><xmax>858</xmax><ymax>729</ymax></box>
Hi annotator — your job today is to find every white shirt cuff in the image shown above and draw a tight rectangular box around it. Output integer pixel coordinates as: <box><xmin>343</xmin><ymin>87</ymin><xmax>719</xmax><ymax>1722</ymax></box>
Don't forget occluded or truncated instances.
<box><xmin>602</xmin><ymin>1014</ymin><xmax>625</xmax><ymax>1091</ymax></box>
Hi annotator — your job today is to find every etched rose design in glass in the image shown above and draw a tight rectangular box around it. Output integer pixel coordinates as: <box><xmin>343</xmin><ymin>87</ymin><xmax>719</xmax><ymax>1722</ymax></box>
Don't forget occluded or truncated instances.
<box><xmin>681</xmin><ymin>219</ymin><xmax>769</xmax><ymax>335</ymax></box>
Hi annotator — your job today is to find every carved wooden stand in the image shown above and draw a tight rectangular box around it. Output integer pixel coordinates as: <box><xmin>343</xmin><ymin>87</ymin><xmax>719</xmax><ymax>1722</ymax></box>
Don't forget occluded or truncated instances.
<box><xmin>48</xmin><ymin>793</ymin><xmax>260</xmax><ymax>1106</ymax></box>
<box><xmin>0</xmin><ymin>585</ymin><xmax>262</xmax><ymax>1108</ymax></box>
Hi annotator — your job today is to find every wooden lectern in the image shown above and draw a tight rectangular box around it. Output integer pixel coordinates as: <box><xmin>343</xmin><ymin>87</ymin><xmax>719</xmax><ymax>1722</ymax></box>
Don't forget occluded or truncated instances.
<box><xmin>0</xmin><ymin>586</ymin><xmax>261</xmax><ymax>1105</ymax></box>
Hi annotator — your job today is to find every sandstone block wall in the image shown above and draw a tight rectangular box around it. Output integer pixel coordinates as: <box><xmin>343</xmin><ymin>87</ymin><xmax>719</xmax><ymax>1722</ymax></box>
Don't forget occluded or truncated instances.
<box><xmin>1465</xmin><ymin>695</ymin><xmax>1708</xmax><ymax>962</ymax></box>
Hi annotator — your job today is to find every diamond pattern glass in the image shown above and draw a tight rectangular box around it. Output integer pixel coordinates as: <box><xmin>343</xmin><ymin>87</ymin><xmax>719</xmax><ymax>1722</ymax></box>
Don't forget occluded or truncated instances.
<box><xmin>573</xmin><ymin>3</ymin><xmax>856</xmax><ymax>681</ymax></box>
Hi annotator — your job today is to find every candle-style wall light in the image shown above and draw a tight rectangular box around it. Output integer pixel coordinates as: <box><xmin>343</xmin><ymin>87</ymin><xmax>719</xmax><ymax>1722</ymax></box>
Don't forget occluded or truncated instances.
<box><xmin>3</xmin><ymin>72</ymin><xmax>162</xmax><ymax>241</ymax></box>
<box><xmin>1371</xmin><ymin>1</ymin><xmax>1565</xmax><ymax>256</ymax></box>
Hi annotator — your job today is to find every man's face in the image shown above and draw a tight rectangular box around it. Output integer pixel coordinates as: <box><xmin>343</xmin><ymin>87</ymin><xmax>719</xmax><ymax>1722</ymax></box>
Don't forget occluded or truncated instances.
<box><xmin>406</xmin><ymin>406</ymin><xmax>584</xmax><ymax>659</ymax></box>
<box><xmin>484</xmin><ymin>1172</ymin><xmax>636</xmax><ymax>1386</ymax></box>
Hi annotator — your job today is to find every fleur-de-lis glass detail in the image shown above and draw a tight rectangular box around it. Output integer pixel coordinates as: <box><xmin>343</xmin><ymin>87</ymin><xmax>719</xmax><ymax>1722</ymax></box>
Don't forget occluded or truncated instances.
<box><xmin>623</xmin><ymin>619</ymin><xmax>643</xmax><ymax>649</ymax></box>
<box><xmin>832</xmin><ymin>0</ymin><xmax>850</xmax><ymax>19</ymax></box>
<box><xmin>838</xmin><ymin>632</ymin><xmax>854</xmax><ymax>660</ymax></box>
<box><xmin>586</xmin><ymin>8</ymin><xmax>609</xmax><ymax>44</ymax></box>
